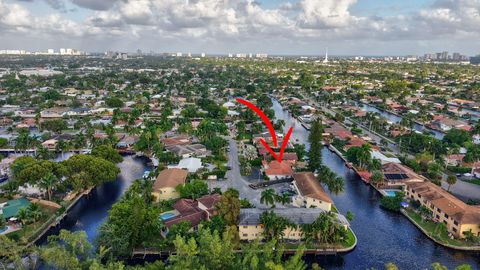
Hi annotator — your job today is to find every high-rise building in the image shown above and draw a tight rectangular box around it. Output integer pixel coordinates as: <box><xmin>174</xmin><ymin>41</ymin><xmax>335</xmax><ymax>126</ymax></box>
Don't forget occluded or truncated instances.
<box><xmin>47</xmin><ymin>49</ymin><xmax>55</xmax><ymax>54</ymax></box>
<box><xmin>201</xmin><ymin>53</ymin><xmax>206</xmax><ymax>57</ymax></box>
<box><xmin>471</xmin><ymin>55</ymin><xmax>480</xmax><ymax>65</ymax></box>
<box><xmin>323</xmin><ymin>47</ymin><xmax>329</xmax><ymax>63</ymax></box>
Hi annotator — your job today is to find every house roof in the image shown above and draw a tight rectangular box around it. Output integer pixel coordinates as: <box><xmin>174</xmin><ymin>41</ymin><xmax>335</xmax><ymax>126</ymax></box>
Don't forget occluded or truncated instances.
<box><xmin>0</xmin><ymin>197</ymin><xmax>31</xmax><ymax>219</ymax></box>
<box><xmin>407</xmin><ymin>181</ymin><xmax>480</xmax><ymax>225</ymax></box>
<box><xmin>293</xmin><ymin>172</ymin><xmax>333</xmax><ymax>203</ymax></box>
<box><xmin>238</xmin><ymin>208</ymin><xmax>349</xmax><ymax>226</ymax></box>
<box><xmin>263</xmin><ymin>160</ymin><xmax>293</xmax><ymax>176</ymax></box>
<box><xmin>153</xmin><ymin>168</ymin><xmax>188</xmax><ymax>190</ymax></box>
<box><xmin>381</xmin><ymin>162</ymin><xmax>425</xmax><ymax>182</ymax></box>
<box><xmin>164</xmin><ymin>194</ymin><xmax>222</xmax><ymax>228</ymax></box>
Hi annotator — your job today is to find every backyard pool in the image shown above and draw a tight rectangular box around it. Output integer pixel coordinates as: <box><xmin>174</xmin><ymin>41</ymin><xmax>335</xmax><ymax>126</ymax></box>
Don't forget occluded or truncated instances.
<box><xmin>383</xmin><ymin>190</ymin><xmax>400</xmax><ymax>197</ymax></box>
<box><xmin>159</xmin><ymin>212</ymin><xmax>177</xmax><ymax>220</ymax></box>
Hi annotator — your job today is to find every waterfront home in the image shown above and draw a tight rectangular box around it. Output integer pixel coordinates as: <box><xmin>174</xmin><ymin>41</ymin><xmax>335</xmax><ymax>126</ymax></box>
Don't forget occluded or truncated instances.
<box><xmin>405</xmin><ymin>181</ymin><xmax>480</xmax><ymax>238</ymax></box>
<box><xmin>152</xmin><ymin>168</ymin><xmax>188</xmax><ymax>202</ymax></box>
<box><xmin>0</xmin><ymin>197</ymin><xmax>31</xmax><ymax>220</ymax></box>
<box><xmin>262</xmin><ymin>160</ymin><xmax>293</xmax><ymax>180</ymax></box>
<box><xmin>160</xmin><ymin>194</ymin><xmax>222</xmax><ymax>236</ymax></box>
<box><xmin>430</xmin><ymin>117</ymin><xmax>470</xmax><ymax>131</ymax></box>
<box><xmin>41</xmin><ymin>139</ymin><xmax>58</xmax><ymax>150</ymax></box>
<box><xmin>371</xmin><ymin>150</ymin><xmax>401</xmax><ymax>164</ymax></box>
<box><xmin>165</xmin><ymin>144</ymin><xmax>209</xmax><ymax>158</ymax></box>
<box><xmin>167</xmin><ymin>157</ymin><xmax>203</xmax><ymax>173</ymax></box>
<box><xmin>292</xmin><ymin>172</ymin><xmax>333</xmax><ymax>211</ymax></box>
<box><xmin>381</xmin><ymin>162</ymin><xmax>425</xmax><ymax>187</ymax></box>
<box><xmin>238</xmin><ymin>208</ymin><xmax>349</xmax><ymax>241</ymax></box>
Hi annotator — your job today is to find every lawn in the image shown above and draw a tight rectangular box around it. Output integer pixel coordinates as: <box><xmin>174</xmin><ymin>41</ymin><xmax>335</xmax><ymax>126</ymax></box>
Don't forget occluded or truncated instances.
<box><xmin>404</xmin><ymin>208</ymin><xmax>475</xmax><ymax>247</ymax></box>
<box><xmin>6</xmin><ymin>205</ymin><xmax>59</xmax><ymax>243</ymax></box>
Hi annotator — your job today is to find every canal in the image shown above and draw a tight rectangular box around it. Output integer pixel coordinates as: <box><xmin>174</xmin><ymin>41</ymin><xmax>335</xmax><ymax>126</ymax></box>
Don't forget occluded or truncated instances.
<box><xmin>272</xmin><ymin>98</ymin><xmax>480</xmax><ymax>269</ymax></box>
<box><xmin>354</xmin><ymin>102</ymin><xmax>445</xmax><ymax>140</ymax></box>
<box><xmin>36</xmin><ymin>155</ymin><xmax>152</xmax><ymax>244</ymax></box>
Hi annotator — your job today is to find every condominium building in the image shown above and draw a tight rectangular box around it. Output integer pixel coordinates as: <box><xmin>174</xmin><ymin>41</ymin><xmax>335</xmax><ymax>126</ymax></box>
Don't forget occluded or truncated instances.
<box><xmin>405</xmin><ymin>181</ymin><xmax>480</xmax><ymax>238</ymax></box>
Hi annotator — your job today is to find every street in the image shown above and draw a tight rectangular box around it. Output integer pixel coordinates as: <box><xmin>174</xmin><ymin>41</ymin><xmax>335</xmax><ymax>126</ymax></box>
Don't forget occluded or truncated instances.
<box><xmin>208</xmin><ymin>137</ymin><xmax>293</xmax><ymax>208</ymax></box>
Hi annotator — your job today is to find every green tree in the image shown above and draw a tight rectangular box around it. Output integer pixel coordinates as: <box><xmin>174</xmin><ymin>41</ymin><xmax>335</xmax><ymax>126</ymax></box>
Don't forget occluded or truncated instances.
<box><xmin>38</xmin><ymin>173</ymin><xmax>59</xmax><ymax>201</ymax></box>
<box><xmin>446</xmin><ymin>174</ymin><xmax>457</xmax><ymax>191</ymax></box>
<box><xmin>370</xmin><ymin>170</ymin><xmax>385</xmax><ymax>187</ymax></box>
<box><xmin>260</xmin><ymin>188</ymin><xmax>276</xmax><ymax>208</ymax></box>
<box><xmin>308</xmin><ymin>119</ymin><xmax>324</xmax><ymax>172</ymax></box>
<box><xmin>176</xmin><ymin>180</ymin><xmax>209</xmax><ymax>200</ymax></box>
<box><xmin>91</xmin><ymin>145</ymin><xmax>124</xmax><ymax>163</ymax></box>
<box><xmin>40</xmin><ymin>230</ymin><xmax>92</xmax><ymax>270</ymax></box>
<box><xmin>63</xmin><ymin>154</ymin><xmax>120</xmax><ymax>189</ymax></box>
<box><xmin>216</xmin><ymin>188</ymin><xmax>240</xmax><ymax>226</ymax></box>
<box><xmin>260</xmin><ymin>211</ymin><xmax>293</xmax><ymax>240</ymax></box>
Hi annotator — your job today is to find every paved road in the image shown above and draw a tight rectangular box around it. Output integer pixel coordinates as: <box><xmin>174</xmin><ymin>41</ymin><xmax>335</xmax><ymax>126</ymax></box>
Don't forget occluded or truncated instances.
<box><xmin>441</xmin><ymin>178</ymin><xmax>480</xmax><ymax>201</ymax></box>
<box><xmin>208</xmin><ymin>137</ymin><xmax>293</xmax><ymax>208</ymax></box>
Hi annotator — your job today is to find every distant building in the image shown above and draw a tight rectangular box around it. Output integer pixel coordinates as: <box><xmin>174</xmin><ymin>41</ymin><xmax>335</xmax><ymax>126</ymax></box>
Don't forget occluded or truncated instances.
<box><xmin>471</xmin><ymin>55</ymin><xmax>480</xmax><ymax>65</ymax></box>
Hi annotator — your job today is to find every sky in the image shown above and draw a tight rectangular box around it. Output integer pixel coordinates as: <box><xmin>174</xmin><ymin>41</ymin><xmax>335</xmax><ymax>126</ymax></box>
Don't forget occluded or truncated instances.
<box><xmin>0</xmin><ymin>0</ymin><xmax>479</xmax><ymax>56</ymax></box>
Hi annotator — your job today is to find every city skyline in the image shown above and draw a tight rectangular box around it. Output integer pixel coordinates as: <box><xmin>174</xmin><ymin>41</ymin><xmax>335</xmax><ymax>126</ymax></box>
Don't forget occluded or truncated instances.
<box><xmin>0</xmin><ymin>0</ymin><xmax>480</xmax><ymax>55</ymax></box>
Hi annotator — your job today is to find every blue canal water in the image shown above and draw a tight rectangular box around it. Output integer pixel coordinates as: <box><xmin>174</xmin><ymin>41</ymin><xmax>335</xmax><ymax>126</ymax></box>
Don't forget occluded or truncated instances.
<box><xmin>272</xmin><ymin>98</ymin><xmax>479</xmax><ymax>270</ymax></box>
<box><xmin>355</xmin><ymin>102</ymin><xmax>445</xmax><ymax>140</ymax></box>
<box><xmin>37</xmin><ymin>155</ymin><xmax>152</xmax><ymax>244</ymax></box>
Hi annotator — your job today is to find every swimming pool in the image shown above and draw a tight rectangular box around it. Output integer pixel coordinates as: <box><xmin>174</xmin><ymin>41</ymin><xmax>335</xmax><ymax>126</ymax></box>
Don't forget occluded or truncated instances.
<box><xmin>383</xmin><ymin>190</ymin><xmax>399</xmax><ymax>197</ymax></box>
<box><xmin>160</xmin><ymin>212</ymin><xmax>177</xmax><ymax>220</ymax></box>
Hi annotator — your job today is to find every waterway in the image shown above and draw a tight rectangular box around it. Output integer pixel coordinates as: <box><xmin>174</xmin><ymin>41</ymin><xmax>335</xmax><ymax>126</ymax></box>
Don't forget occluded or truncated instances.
<box><xmin>355</xmin><ymin>102</ymin><xmax>445</xmax><ymax>140</ymax></box>
<box><xmin>272</xmin><ymin>98</ymin><xmax>480</xmax><ymax>269</ymax></box>
<box><xmin>36</xmin><ymin>155</ymin><xmax>152</xmax><ymax>244</ymax></box>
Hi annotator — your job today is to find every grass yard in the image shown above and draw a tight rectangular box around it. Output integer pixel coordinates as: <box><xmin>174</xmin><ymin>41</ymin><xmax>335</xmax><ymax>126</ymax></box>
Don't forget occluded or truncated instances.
<box><xmin>404</xmin><ymin>208</ymin><xmax>475</xmax><ymax>247</ymax></box>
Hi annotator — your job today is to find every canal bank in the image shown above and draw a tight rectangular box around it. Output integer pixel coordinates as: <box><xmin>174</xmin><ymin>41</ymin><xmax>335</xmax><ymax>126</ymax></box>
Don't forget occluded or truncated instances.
<box><xmin>271</xmin><ymin>98</ymin><xmax>480</xmax><ymax>269</ymax></box>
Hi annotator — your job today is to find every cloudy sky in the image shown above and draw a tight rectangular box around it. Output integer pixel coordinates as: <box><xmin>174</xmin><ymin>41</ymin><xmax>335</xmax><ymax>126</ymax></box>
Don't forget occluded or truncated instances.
<box><xmin>0</xmin><ymin>0</ymin><xmax>479</xmax><ymax>55</ymax></box>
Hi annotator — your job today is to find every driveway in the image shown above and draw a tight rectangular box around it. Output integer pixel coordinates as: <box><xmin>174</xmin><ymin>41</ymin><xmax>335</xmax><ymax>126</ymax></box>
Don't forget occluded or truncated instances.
<box><xmin>208</xmin><ymin>137</ymin><xmax>294</xmax><ymax>208</ymax></box>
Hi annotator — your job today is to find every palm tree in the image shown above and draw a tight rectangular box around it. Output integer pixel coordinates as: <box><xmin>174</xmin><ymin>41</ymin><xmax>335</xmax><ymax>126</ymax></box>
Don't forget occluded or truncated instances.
<box><xmin>275</xmin><ymin>193</ymin><xmax>291</xmax><ymax>205</ymax></box>
<box><xmin>446</xmin><ymin>175</ymin><xmax>457</xmax><ymax>191</ymax></box>
<box><xmin>260</xmin><ymin>188</ymin><xmax>276</xmax><ymax>208</ymax></box>
<box><xmin>27</xmin><ymin>203</ymin><xmax>43</xmax><ymax>226</ymax></box>
<box><xmin>17</xmin><ymin>207</ymin><xmax>29</xmax><ymax>225</ymax></box>
<box><xmin>38</xmin><ymin>173</ymin><xmax>58</xmax><ymax>201</ymax></box>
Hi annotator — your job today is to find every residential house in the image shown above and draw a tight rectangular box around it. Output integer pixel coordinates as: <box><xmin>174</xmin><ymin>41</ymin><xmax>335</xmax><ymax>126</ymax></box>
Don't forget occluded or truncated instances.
<box><xmin>41</xmin><ymin>139</ymin><xmax>58</xmax><ymax>150</ymax></box>
<box><xmin>262</xmin><ymin>160</ymin><xmax>293</xmax><ymax>180</ymax></box>
<box><xmin>238</xmin><ymin>208</ymin><xmax>349</xmax><ymax>241</ymax></box>
<box><xmin>292</xmin><ymin>172</ymin><xmax>333</xmax><ymax>211</ymax></box>
<box><xmin>406</xmin><ymin>181</ymin><xmax>480</xmax><ymax>238</ymax></box>
<box><xmin>445</xmin><ymin>154</ymin><xmax>465</xmax><ymax>166</ymax></box>
<box><xmin>165</xmin><ymin>144</ymin><xmax>209</xmax><ymax>158</ymax></box>
<box><xmin>161</xmin><ymin>194</ymin><xmax>222</xmax><ymax>235</ymax></box>
<box><xmin>40</xmin><ymin>107</ymin><xmax>70</xmax><ymax>118</ymax></box>
<box><xmin>168</xmin><ymin>157</ymin><xmax>203</xmax><ymax>173</ymax></box>
<box><xmin>0</xmin><ymin>197</ymin><xmax>31</xmax><ymax>220</ymax></box>
<box><xmin>152</xmin><ymin>168</ymin><xmax>188</xmax><ymax>202</ymax></box>
<box><xmin>381</xmin><ymin>162</ymin><xmax>425</xmax><ymax>187</ymax></box>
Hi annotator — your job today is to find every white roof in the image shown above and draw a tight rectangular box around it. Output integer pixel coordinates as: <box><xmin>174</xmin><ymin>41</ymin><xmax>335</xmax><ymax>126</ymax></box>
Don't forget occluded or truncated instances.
<box><xmin>223</xmin><ymin>101</ymin><xmax>236</xmax><ymax>108</ymax></box>
<box><xmin>168</xmin><ymin>157</ymin><xmax>202</xmax><ymax>173</ymax></box>
<box><xmin>371</xmin><ymin>150</ymin><xmax>401</xmax><ymax>164</ymax></box>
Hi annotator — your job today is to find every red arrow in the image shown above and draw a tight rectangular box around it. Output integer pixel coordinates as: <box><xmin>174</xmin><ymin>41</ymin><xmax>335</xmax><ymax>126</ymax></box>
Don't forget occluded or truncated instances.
<box><xmin>236</xmin><ymin>98</ymin><xmax>278</xmax><ymax>147</ymax></box>
<box><xmin>236</xmin><ymin>98</ymin><xmax>294</xmax><ymax>163</ymax></box>
<box><xmin>260</xmin><ymin>127</ymin><xmax>293</xmax><ymax>163</ymax></box>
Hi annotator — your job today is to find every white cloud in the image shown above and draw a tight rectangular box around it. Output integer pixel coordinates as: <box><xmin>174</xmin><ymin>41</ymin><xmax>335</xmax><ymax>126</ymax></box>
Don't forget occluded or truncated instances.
<box><xmin>1</xmin><ymin>0</ymin><xmax>480</xmax><ymax>54</ymax></box>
